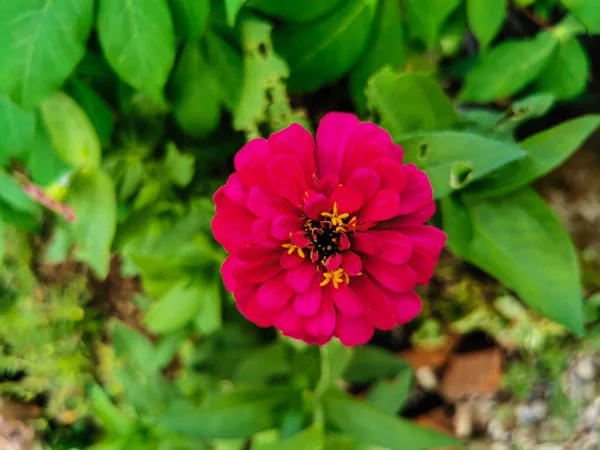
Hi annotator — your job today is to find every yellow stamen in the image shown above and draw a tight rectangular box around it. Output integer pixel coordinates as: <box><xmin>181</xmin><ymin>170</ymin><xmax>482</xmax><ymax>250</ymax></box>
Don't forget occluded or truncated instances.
<box><xmin>282</xmin><ymin>242</ymin><xmax>306</xmax><ymax>259</ymax></box>
<box><xmin>321</xmin><ymin>202</ymin><xmax>351</xmax><ymax>227</ymax></box>
<box><xmin>320</xmin><ymin>267</ymin><xmax>349</xmax><ymax>289</ymax></box>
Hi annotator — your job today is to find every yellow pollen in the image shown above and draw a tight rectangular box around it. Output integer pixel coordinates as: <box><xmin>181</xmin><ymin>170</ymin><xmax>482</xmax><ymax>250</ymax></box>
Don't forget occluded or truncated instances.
<box><xmin>321</xmin><ymin>202</ymin><xmax>350</xmax><ymax>227</ymax></box>
<box><xmin>320</xmin><ymin>267</ymin><xmax>349</xmax><ymax>289</ymax></box>
<box><xmin>282</xmin><ymin>242</ymin><xmax>305</xmax><ymax>259</ymax></box>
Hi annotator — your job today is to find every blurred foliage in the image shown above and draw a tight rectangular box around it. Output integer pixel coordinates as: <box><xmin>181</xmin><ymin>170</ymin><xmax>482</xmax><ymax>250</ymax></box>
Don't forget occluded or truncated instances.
<box><xmin>1</xmin><ymin>0</ymin><xmax>600</xmax><ymax>448</ymax></box>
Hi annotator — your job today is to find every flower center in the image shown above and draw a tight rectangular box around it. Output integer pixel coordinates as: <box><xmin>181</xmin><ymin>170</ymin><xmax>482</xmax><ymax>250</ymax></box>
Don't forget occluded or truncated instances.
<box><xmin>282</xmin><ymin>202</ymin><xmax>358</xmax><ymax>288</ymax></box>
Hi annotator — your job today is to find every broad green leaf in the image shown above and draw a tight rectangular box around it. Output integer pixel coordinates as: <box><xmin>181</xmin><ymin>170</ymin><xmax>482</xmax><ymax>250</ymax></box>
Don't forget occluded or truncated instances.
<box><xmin>112</xmin><ymin>321</ymin><xmax>159</xmax><ymax>374</ymax></box>
<box><xmin>67</xmin><ymin>79</ymin><xmax>114</xmax><ymax>146</ymax></box>
<box><xmin>0</xmin><ymin>201</ymin><xmax>39</xmax><ymax>230</ymax></box>
<box><xmin>0</xmin><ymin>173</ymin><xmax>39</xmax><ymax>214</ymax></box>
<box><xmin>247</xmin><ymin>0</ymin><xmax>342</xmax><ymax>23</ymax></box>
<box><xmin>561</xmin><ymin>0</ymin><xmax>600</xmax><ymax>34</ymax></box>
<box><xmin>534</xmin><ymin>38</ymin><xmax>589</xmax><ymax>100</ymax></box>
<box><xmin>442</xmin><ymin>188</ymin><xmax>584</xmax><ymax>336</ymax></box>
<box><xmin>459</xmin><ymin>33</ymin><xmax>558</xmax><ymax>103</ymax></box>
<box><xmin>0</xmin><ymin>218</ymin><xmax>3</xmax><ymax>261</ymax></box>
<box><xmin>366</xmin><ymin>369</ymin><xmax>412</xmax><ymax>415</ymax></box>
<box><xmin>158</xmin><ymin>388</ymin><xmax>297</xmax><ymax>438</ymax></box>
<box><xmin>234</xmin><ymin>16</ymin><xmax>289</xmax><ymax>135</ymax></box>
<box><xmin>164</xmin><ymin>143</ymin><xmax>195</xmax><ymax>187</ymax></box>
<box><xmin>254</xmin><ymin>425</ymin><xmax>324</xmax><ymax>450</ymax></box>
<box><xmin>67</xmin><ymin>168</ymin><xmax>116</xmax><ymax>278</ymax></box>
<box><xmin>467</xmin><ymin>0</ymin><xmax>506</xmax><ymax>50</ymax></box>
<box><xmin>366</xmin><ymin>68</ymin><xmax>459</xmax><ymax>138</ymax></box>
<box><xmin>467</xmin><ymin>115</ymin><xmax>600</xmax><ymax>197</ymax></box>
<box><xmin>97</xmin><ymin>0</ymin><xmax>176</xmax><ymax>99</ymax></box>
<box><xmin>325</xmin><ymin>435</ymin><xmax>378</xmax><ymax>450</ymax></box>
<box><xmin>168</xmin><ymin>0</ymin><xmax>210</xmax><ymax>41</ymax></box>
<box><xmin>397</xmin><ymin>131</ymin><xmax>525</xmax><ymax>198</ymax></box>
<box><xmin>0</xmin><ymin>92</ymin><xmax>35</xmax><ymax>163</ymax></box>
<box><xmin>233</xmin><ymin>343</ymin><xmax>291</xmax><ymax>383</ymax></box>
<box><xmin>344</xmin><ymin>346</ymin><xmax>410</xmax><ymax>384</ymax></box>
<box><xmin>273</xmin><ymin>0</ymin><xmax>377</xmax><ymax>93</ymax></box>
<box><xmin>205</xmin><ymin>30</ymin><xmax>244</xmax><ymax>111</ymax></box>
<box><xmin>40</xmin><ymin>92</ymin><xmax>101</xmax><ymax>169</ymax></box>
<box><xmin>170</xmin><ymin>43</ymin><xmax>221</xmax><ymax>138</ymax></box>
<box><xmin>405</xmin><ymin>0</ymin><xmax>461</xmax><ymax>49</ymax></box>
<box><xmin>349</xmin><ymin>0</ymin><xmax>405</xmax><ymax>113</ymax></box>
<box><xmin>90</xmin><ymin>384</ymin><xmax>134</xmax><ymax>436</ymax></box>
<box><xmin>0</xmin><ymin>0</ymin><xmax>93</xmax><ymax>108</ymax></box>
<box><xmin>144</xmin><ymin>281</ymin><xmax>205</xmax><ymax>334</ymax></box>
<box><xmin>194</xmin><ymin>279</ymin><xmax>222</xmax><ymax>334</ymax></box>
<box><xmin>25</xmin><ymin>122</ymin><xmax>71</xmax><ymax>186</ymax></box>
<box><xmin>323</xmin><ymin>392</ymin><xmax>458</xmax><ymax>449</ymax></box>
<box><xmin>225</xmin><ymin>0</ymin><xmax>247</xmax><ymax>26</ymax></box>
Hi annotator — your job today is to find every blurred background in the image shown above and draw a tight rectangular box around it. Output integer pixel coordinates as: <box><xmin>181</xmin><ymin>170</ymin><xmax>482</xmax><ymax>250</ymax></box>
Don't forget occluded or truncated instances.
<box><xmin>1</xmin><ymin>0</ymin><xmax>600</xmax><ymax>448</ymax></box>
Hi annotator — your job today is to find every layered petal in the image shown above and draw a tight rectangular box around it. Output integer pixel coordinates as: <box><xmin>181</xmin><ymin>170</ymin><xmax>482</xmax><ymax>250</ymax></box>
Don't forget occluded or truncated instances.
<box><xmin>316</xmin><ymin>112</ymin><xmax>359</xmax><ymax>177</ymax></box>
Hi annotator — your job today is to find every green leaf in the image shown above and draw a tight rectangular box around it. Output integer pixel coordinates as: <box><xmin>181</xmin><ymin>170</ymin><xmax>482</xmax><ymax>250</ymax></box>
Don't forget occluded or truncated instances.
<box><xmin>273</xmin><ymin>0</ymin><xmax>377</xmax><ymax>93</ymax></box>
<box><xmin>467</xmin><ymin>0</ymin><xmax>506</xmax><ymax>50</ymax></box>
<box><xmin>349</xmin><ymin>0</ymin><xmax>405</xmax><ymax>113</ymax></box>
<box><xmin>40</xmin><ymin>92</ymin><xmax>101</xmax><ymax>169</ymax></box>
<box><xmin>323</xmin><ymin>392</ymin><xmax>458</xmax><ymax>449</ymax></box>
<box><xmin>405</xmin><ymin>0</ymin><xmax>461</xmax><ymax>49</ymax></box>
<box><xmin>144</xmin><ymin>281</ymin><xmax>205</xmax><ymax>334</ymax></box>
<box><xmin>442</xmin><ymin>188</ymin><xmax>584</xmax><ymax>336</ymax></box>
<box><xmin>90</xmin><ymin>384</ymin><xmax>134</xmax><ymax>437</ymax></box>
<box><xmin>225</xmin><ymin>0</ymin><xmax>247</xmax><ymax>27</ymax></box>
<box><xmin>25</xmin><ymin>121</ymin><xmax>71</xmax><ymax>186</ymax></box>
<box><xmin>205</xmin><ymin>30</ymin><xmax>244</xmax><ymax>111</ymax></box>
<box><xmin>0</xmin><ymin>0</ymin><xmax>93</xmax><ymax>108</ymax></box>
<box><xmin>459</xmin><ymin>33</ymin><xmax>558</xmax><ymax>103</ymax></box>
<box><xmin>397</xmin><ymin>131</ymin><xmax>525</xmax><ymax>198</ymax></box>
<box><xmin>315</xmin><ymin>340</ymin><xmax>353</xmax><ymax>396</ymax></box>
<box><xmin>158</xmin><ymin>388</ymin><xmax>297</xmax><ymax>438</ymax></box>
<box><xmin>561</xmin><ymin>0</ymin><xmax>600</xmax><ymax>34</ymax></box>
<box><xmin>194</xmin><ymin>279</ymin><xmax>222</xmax><ymax>335</ymax></box>
<box><xmin>534</xmin><ymin>38</ymin><xmax>589</xmax><ymax>100</ymax></box>
<box><xmin>0</xmin><ymin>92</ymin><xmax>35</xmax><ymax>164</ymax></box>
<box><xmin>467</xmin><ymin>115</ymin><xmax>600</xmax><ymax>197</ymax></box>
<box><xmin>67</xmin><ymin>79</ymin><xmax>114</xmax><ymax>147</ymax></box>
<box><xmin>233</xmin><ymin>16</ymin><xmax>290</xmax><ymax>135</ymax></box>
<box><xmin>164</xmin><ymin>143</ymin><xmax>195</xmax><ymax>187</ymax></box>
<box><xmin>112</xmin><ymin>321</ymin><xmax>159</xmax><ymax>374</ymax></box>
<box><xmin>97</xmin><ymin>0</ymin><xmax>176</xmax><ymax>100</ymax></box>
<box><xmin>366</xmin><ymin>68</ymin><xmax>459</xmax><ymax>138</ymax></box>
<box><xmin>344</xmin><ymin>346</ymin><xmax>410</xmax><ymax>384</ymax></box>
<box><xmin>168</xmin><ymin>0</ymin><xmax>210</xmax><ymax>41</ymax></box>
<box><xmin>254</xmin><ymin>425</ymin><xmax>324</xmax><ymax>450</ymax></box>
<box><xmin>67</xmin><ymin>168</ymin><xmax>116</xmax><ymax>278</ymax></box>
<box><xmin>0</xmin><ymin>218</ymin><xmax>3</xmax><ymax>261</ymax></box>
<box><xmin>366</xmin><ymin>368</ymin><xmax>413</xmax><ymax>415</ymax></box>
<box><xmin>170</xmin><ymin>43</ymin><xmax>221</xmax><ymax>139</ymax></box>
<box><xmin>247</xmin><ymin>0</ymin><xmax>342</xmax><ymax>23</ymax></box>
<box><xmin>0</xmin><ymin>172</ymin><xmax>39</xmax><ymax>214</ymax></box>
<box><xmin>233</xmin><ymin>343</ymin><xmax>291</xmax><ymax>383</ymax></box>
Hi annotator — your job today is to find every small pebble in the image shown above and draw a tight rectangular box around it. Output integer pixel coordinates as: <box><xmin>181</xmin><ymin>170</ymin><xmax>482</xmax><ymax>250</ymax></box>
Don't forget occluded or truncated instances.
<box><xmin>454</xmin><ymin>401</ymin><xmax>473</xmax><ymax>439</ymax></box>
<box><xmin>415</xmin><ymin>366</ymin><xmax>438</xmax><ymax>392</ymax></box>
<box><xmin>487</xmin><ymin>418</ymin><xmax>509</xmax><ymax>441</ymax></box>
<box><xmin>575</xmin><ymin>357</ymin><xmax>596</xmax><ymax>381</ymax></box>
<box><xmin>490</xmin><ymin>442</ymin><xmax>510</xmax><ymax>450</ymax></box>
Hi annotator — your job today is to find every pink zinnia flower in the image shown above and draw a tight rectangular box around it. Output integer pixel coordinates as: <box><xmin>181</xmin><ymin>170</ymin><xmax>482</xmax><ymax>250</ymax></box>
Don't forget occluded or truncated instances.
<box><xmin>212</xmin><ymin>113</ymin><xmax>446</xmax><ymax>346</ymax></box>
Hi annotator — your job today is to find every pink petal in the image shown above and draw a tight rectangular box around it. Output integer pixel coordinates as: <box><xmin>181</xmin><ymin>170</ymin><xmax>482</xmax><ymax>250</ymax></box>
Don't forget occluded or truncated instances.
<box><xmin>350</xmin><ymin>232</ymin><xmax>382</xmax><ymax>255</ymax></box>
<box><xmin>398</xmin><ymin>164</ymin><xmax>434</xmax><ymax>215</ymax></box>
<box><xmin>267</xmin><ymin>155</ymin><xmax>308</xmax><ymax>207</ymax></box>
<box><xmin>386</xmin><ymin>290</ymin><xmax>422</xmax><ymax>324</ymax></box>
<box><xmin>341</xmin><ymin>251</ymin><xmax>362</xmax><ymax>276</ymax></box>
<box><xmin>233</xmin><ymin>260</ymin><xmax>282</xmax><ymax>286</ymax></box>
<box><xmin>236</xmin><ymin>288</ymin><xmax>273</xmax><ymax>327</ymax></box>
<box><xmin>362</xmin><ymin>256</ymin><xmax>416</xmax><ymax>292</ymax></box>
<box><xmin>324</xmin><ymin>254</ymin><xmax>342</xmax><ymax>271</ymax></box>
<box><xmin>286</xmin><ymin>261</ymin><xmax>317</xmax><ymax>293</ymax></box>
<box><xmin>318</xmin><ymin>173</ymin><xmax>340</xmax><ymax>197</ymax></box>
<box><xmin>316</xmin><ymin>112</ymin><xmax>359</xmax><ymax>177</ymax></box>
<box><xmin>223</xmin><ymin>173</ymin><xmax>247</xmax><ymax>206</ymax></box>
<box><xmin>358</xmin><ymin>190</ymin><xmax>401</xmax><ymax>222</ymax></box>
<box><xmin>351</xmin><ymin>275</ymin><xmax>397</xmax><ymax>330</ymax></box>
<box><xmin>221</xmin><ymin>256</ymin><xmax>244</xmax><ymax>292</ymax></box>
<box><xmin>234</xmin><ymin>138</ymin><xmax>271</xmax><ymax>172</ymax></box>
<box><xmin>347</xmin><ymin>168</ymin><xmax>380</xmax><ymax>202</ymax></box>
<box><xmin>339</xmin><ymin>122</ymin><xmax>394</xmax><ymax>183</ymax></box>
<box><xmin>271</xmin><ymin>215</ymin><xmax>305</xmax><ymax>240</ymax></box>
<box><xmin>273</xmin><ymin>302</ymin><xmax>303</xmax><ymax>336</ymax></box>
<box><xmin>332</xmin><ymin>284</ymin><xmax>363</xmax><ymax>317</ymax></box>
<box><xmin>368</xmin><ymin>230</ymin><xmax>413</xmax><ymax>265</ymax></box>
<box><xmin>370</xmin><ymin>157</ymin><xmax>407</xmax><ymax>192</ymax></box>
<box><xmin>401</xmin><ymin>225</ymin><xmax>447</xmax><ymax>250</ymax></box>
<box><xmin>339</xmin><ymin>233</ymin><xmax>350</xmax><ymax>250</ymax></box>
<box><xmin>280</xmin><ymin>251</ymin><xmax>305</xmax><ymax>269</ymax></box>
<box><xmin>329</xmin><ymin>185</ymin><xmax>364</xmax><ymax>214</ymax></box>
<box><xmin>408</xmin><ymin>249</ymin><xmax>438</xmax><ymax>284</ymax></box>
<box><xmin>378</xmin><ymin>202</ymin><xmax>436</xmax><ymax>228</ymax></box>
<box><xmin>256</xmin><ymin>272</ymin><xmax>294</xmax><ymax>310</ymax></box>
<box><xmin>335</xmin><ymin>314</ymin><xmax>374</xmax><ymax>346</ymax></box>
<box><xmin>247</xmin><ymin>186</ymin><xmax>297</xmax><ymax>218</ymax></box>
<box><xmin>304</xmin><ymin>297</ymin><xmax>336</xmax><ymax>337</ymax></box>
<box><xmin>251</xmin><ymin>218</ymin><xmax>283</xmax><ymax>248</ymax></box>
<box><xmin>234</xmin><ymin>246</ymin><xmax>282</xmax><ymax>264</ymax></box>
<box><xmin>212</xmin><ymin>211</ymin><xmax>255</xmax><ymax>253</ymax></box>
<box><xmin>304</xmin><ymin>193</ymin><xmax>330</xmax><ymax>220</ymax></box>
<box><xmin>294</xmin><ymin>276</ymin><xmax>322</xmax><ymax>316</ymax></box>
<box><xmin>269</xmin><ymin>123</ymin><xmax>317</xmax><ymax>185</ymax></box>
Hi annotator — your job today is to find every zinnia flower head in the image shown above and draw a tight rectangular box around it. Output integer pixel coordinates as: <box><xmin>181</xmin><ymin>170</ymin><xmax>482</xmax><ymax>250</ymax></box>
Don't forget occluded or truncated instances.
<box><xmin>212</xmin><ymin>113</ymin><xmax>446</xmax><ymax>346</ymax></box>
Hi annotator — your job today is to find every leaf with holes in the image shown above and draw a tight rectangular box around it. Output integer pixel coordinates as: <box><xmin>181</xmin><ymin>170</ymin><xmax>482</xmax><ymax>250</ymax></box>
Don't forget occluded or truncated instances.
<box><xmin>0</xmin><ymin>0</ymin><xmax>93</xmax><ymax>108</ymax></box>
<box><xmin>396</xmin><ymin>131</ymin><xmax>525</xmax><ymax>198</ymax></box>
<box><xmin>97</xmin><ymin>0</ymin><xmax>176</xmax><ymax>100</ymax></box>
